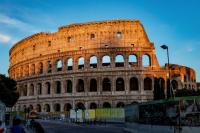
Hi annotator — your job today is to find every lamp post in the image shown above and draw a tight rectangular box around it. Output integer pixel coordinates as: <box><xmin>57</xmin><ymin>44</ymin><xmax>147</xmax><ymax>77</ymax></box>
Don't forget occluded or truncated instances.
<box><xmin>160</xmin><ymin>44</ymin><xmax>173</xmax><ymax>98</ymax></box>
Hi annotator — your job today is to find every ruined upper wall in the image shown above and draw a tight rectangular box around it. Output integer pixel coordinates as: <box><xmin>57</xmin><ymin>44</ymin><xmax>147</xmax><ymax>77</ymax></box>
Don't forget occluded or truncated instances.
<box><xmin>9</xmin><ymin>20</ymin><xmax>154</xmax><ymax>67</ymax></box>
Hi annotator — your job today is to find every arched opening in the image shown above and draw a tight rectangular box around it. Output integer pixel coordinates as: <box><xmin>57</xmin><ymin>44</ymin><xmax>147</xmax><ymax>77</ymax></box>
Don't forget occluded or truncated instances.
<box><xmin>76</xmin><ymin>102</ymin><xmax>85</xmax><ymax>110</ymax></box>
<box><xmin>144</xmin><ymin>77</ymin><xmax>152</xmax><ymax>90</ymax></box>
<box><xmin>37</xmin><ymin>83</ymin><xmax>42</xmax><ymax>95</ymax></box>
<box><xmin>56</xmin><ymin>59</ymin><xmax>63</xmax><ymax>71</ymax></box>
<box><xmin>128</xmin><ymin>54</ymin><xmax>137</xmax><ymax>67</ymax></box>
<box><xmin>142</xmin><ymin>54</ymin><xmax>151</xmax><ymax>67</ymax></box>
<box><xmin>78</xmin><ymin>57</ymin><xmax>84</xmax><ymax>69</ymax></box>
<box><xmin>25</xmin><ymin>65</ymin><xmax>29</xmax><ymax>76</ymax></box>
<box><xmin>116</xmin><ymin>32</ymin><xmax>122</xmax><ymax>38</ymax></box>
<box><xmin>102</xmin><ymin>55</ymin><xmax>111</xmax><ymax>66</ymax></box>
<box><xmin>102</xmin><ymin>78</ymin><xmax>111</xmax><ymax>91</ymax></box>
<box><xmin>130</xmin><ymin>77</ymin><xmax>139</xmax><ymax>91</ymax></box>
<box><xmin>90</xmin><ymin>34</ymin><xmax>95</xmax><ymax>40</ymax></box>
<box><xmin>20</xmin><ymin>67</ymin><xmax>23</xmax><ymax>77</ymax></box>
<box><xmin>36</xmin><ymin>104</ymin><xmax>41</xmax><ymax>112</ymax></box>
<box><xmin>103</xmin><ymin>102</ymin><xmax>111</xmax><ymax>108</ymax></box>
<box><xmin>116</xmin><ymin>78</ymin><xmax>124</xmax><ymax>91</ymax></box>
<box><xmin>29</xmin><ymin>84</ymin><xmax>34</xmax><ymax>96</ymax></box>
<box><xmin>64</xmin><ymin>103</ymin><xmax>72</xmax><ymax>111</ymax></box>
<box><xmin>116</xmin><ymin>102</ymin><xmax>125</xmax><ymax>108</ymax></box>
<box><xmin>44</xmin><ymin>104</ymin><xmax>50</xmax><ymax>112</ymax></box>
<box><xmin>21</xmin><ymin>85</ymin><xmax>27</xmax><ymax>96</ymax></box>
<box><xmin>31</xmin><ymin>64</ymin><xmax>35</xmax><ymax>75</ymax></box>
<box><xmin>45</xmin><ymin>82</ymin><xmax>51</xmax><ymax>94</ymax></box>
<box><xmin>115</xmin><ymin>55</ymin><xmax>124</xmax><ymax>67</ymax></box>
<box><xmin>77</xmin><ymin>79</ymin><xmax>84</xmax><ymax>92</ymax></box>
<box><xmin>47</xmin><ymin>61</ymin><xmax>52</xmax><ymax>73</ymax></box>
<box><xmin>38</xmin><ymin>62</ymin><xmax>43</xmax><ymax>74</ymax></box>
<box><xmin>90</xmin><ymin>56</ymin><xmax>97</xmax><ymax>68</ymax></box>
<box><xmin>171</xmin><ymin>80</ymin><xmax>178</xmax><ymax>90</ymax></box>
<box><xmin>55</xmin><ymin>81</ymin><xmax>61</xmax><ymax>94</ymax></box>
<box><xmin>66</xmin><ymin>80</ymin><xmax>72</xmax><ymax>93</ymax></box>
<box><xmin>29</xmin><ymin>105</ymin><xmax>33</xmax><ymax>111</ymax></box>
<box><xmin>54</xmin><ymin>103</ymin><xmax>61</xmax><ymax>112</ymax></box>
<box><xmin>67</xmin><ymin>58</ymin><xmax>73</xmax><ymax>70</ymax></box>
<box><xmin>90</xmin><ymin>103</ymin><xmax>97</xmax><ymax>109</ymax></box>
<box><xmin>90</xmin><ymin>79</ymin><xmax>97</xmax><ymax>92</ymax></box>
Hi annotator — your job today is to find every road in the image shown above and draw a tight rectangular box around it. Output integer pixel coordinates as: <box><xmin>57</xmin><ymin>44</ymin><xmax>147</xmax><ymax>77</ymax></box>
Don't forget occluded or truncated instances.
<box><xmin>38</xmin><ymin>120</ymin><xmax>126</xmax><ymax>133</ymax></box>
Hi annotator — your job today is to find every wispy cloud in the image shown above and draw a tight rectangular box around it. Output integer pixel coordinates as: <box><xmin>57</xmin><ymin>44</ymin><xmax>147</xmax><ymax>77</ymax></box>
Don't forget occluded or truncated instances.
<box><xmin>0</xmin><ymin>33</ymin><xmax>11</xmax><ymax>43</ymax></box>
<box><xmin>0</xmin><ymin>13</ymin><xmax>39</xmax><ymax>33</ymax></box>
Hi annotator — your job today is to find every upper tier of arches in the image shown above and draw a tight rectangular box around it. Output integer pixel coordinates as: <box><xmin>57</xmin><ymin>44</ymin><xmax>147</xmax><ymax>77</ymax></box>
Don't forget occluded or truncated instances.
<box><xmin>9</xmin><ymin>20</ymin><xmax>155</xmax><ymax>67</ymax></box>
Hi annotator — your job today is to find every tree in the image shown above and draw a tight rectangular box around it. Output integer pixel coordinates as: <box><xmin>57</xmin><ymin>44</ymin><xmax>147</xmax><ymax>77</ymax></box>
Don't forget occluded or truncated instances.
<box><xmin>153</xmin><ymin>78</ymin><xmax>165</xmax><ymax>100</ymax></box>
<box><xmin>175</xmin><ymin>88</ymin><xmax>200</xmax><ymax>97</ymax></box>
<box><xmin>0</xmin><ymin>74</ymin><xmax>19</xmax><ymax>107</ymax></box>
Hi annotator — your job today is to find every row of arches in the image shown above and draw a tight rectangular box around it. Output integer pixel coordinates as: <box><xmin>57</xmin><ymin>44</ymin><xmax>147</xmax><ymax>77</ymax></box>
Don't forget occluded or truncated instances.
<box><xmin>12</xmin><ymin>54</ymin><xmax>151</xmax><ymax>78</ymax></box>
<box><xmin>20</xmin><ymin>77</ymin><xmax>155</xmax><ymax>96</ymax></box>
<box><xmin>16</xmin><ymin>102</ymin><xmax>125</xmax><ymax>112</ymax></box>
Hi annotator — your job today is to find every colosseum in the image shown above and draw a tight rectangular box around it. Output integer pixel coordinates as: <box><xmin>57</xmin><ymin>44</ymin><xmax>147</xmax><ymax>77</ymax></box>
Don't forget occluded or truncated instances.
<box><xmin>9</xmin><ymin>20</ymin><xmax>196</xmax><ymax>113</ymax></box>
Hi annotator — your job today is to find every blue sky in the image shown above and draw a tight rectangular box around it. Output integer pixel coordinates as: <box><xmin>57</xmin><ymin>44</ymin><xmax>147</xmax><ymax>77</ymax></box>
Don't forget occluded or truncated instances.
<box><xmin>0</xmin><ymin>0</ymin><xmax>200</xmax><ymax>81</ymax></box>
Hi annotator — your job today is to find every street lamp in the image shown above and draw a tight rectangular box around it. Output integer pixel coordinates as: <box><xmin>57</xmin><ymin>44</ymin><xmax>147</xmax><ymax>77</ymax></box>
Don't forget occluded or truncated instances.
<box><xmin>160</xmin><ymin>44</ymin><xmax>173</xmax><ymax>98</ymax></box>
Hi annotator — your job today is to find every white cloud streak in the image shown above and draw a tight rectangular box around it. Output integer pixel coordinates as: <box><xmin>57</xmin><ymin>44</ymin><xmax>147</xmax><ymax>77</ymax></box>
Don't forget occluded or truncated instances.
<box><xmin>0</xmin><ymin>33</ymin><xmax>11</xmax><ymax>43</ymax></box>
<box><xmin>0</xmin><ymin>13</ymin><xmax>39</xmax><ymax>33</ymax></box>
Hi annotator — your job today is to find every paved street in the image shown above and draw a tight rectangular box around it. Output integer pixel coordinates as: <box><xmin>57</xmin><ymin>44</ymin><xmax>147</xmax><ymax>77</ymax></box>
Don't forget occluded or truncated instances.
<box><xmin>38</xmin><ymin>120</ymin><xmax>126</xmax><ymax>133</ymax></box>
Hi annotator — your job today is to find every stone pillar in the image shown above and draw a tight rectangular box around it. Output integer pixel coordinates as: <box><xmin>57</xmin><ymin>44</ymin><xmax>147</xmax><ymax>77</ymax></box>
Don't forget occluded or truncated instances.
<box><xmin>62</xmin><ymin>80</ymin><xmax>66</xmax><ymax>93</ymax></box>
<box><xmin>112</xmin><ymin>76</ymin><xmax>115</xmax><ymax>93</ymax></box>
<box><xmin>72</xmin><ymin>77</ymin><xmax>76</xmax><ymax>94</ymax></box>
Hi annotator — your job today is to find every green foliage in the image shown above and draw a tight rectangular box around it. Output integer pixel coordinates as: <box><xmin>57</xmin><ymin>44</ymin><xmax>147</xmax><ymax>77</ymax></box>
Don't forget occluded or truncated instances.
<box><xmin>0</xmin><ymin>74</ymin><xmax>19</xmax><ymax>107</ymax></box>
<box><xmin>175</xmin><ymin>88</ymin><xmax>200</xmax><ymax>97</ymax></box>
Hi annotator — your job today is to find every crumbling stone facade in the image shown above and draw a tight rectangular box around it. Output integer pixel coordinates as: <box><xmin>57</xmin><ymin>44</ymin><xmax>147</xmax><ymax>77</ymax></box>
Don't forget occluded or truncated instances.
<box><xmin>9</xmin><ymin>20</ymin><xmax>196</xmax><ymax>112</ymax></box>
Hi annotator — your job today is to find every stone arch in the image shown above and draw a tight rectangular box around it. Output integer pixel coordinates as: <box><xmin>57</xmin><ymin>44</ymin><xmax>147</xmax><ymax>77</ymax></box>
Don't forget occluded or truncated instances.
<box><xmin>38</xmin><ymin>62</ymin><xmax>43</xmax><ymax>74</ymax></box>
<box><xmin>20</xmin><ymin>67</ymin><xmax>23</xmax><ymax>77</ymax></box>
<box><xmin>130</xmin><ymin>77</ymin><xmax>139</xmax><ymax>91</ymax></box>
<box><xmin>55</xmin><ymin>81</ymin><xmax>61</xmax><ymax>94</ymax></box>
<box><xmin>77</xmin><ymin>79</ymin><xmax>84</xmax><ymax>92</ymax></box>
<box><xmin>144</xmin><ymin>77</ymin><xmax>152</xmax><ymax>90</ymax></box>
<box><xmin>115</xmin><ymin>54</ymin><xmax>124</xmax><ymax>67</ymax></box>
<box><xmin>47</xmin><ymin>60</ymin><xmax>52</xmax><ymax>73</ymax></box>
<box><xmin>128</xmin><ymin>54</ymin><xmax>137</xmax><ymax>67</ymax></box>
<box><xmin>25</xmin><ymin>65</ymin><xmax>29</xmax><ymax>76</ymax></box>
<box><xmin>37</xmin><ymin>83</ymin><xmax>42</xmax><ymax>95</ymax></box>
<box><xmin>171</xmin><ymin>80</ymin><xmax>178</xmax><ymax>90</ymax></box>
<box><xmin>30</xmin><ymin>64</ymin><xmax>35</xmax><ymax>75</ymax></box>
<box><xmin>64</xmin><ymin>103</ymin><xmax>72</xmax><ymax>111</ymax></box>
<box><xmin>116</xmin><ymin>77</ymin><xmax>125</xmax><ymax>91</ymax></box>
<box><xmin>78</xmin><ymin>57</ymin><xmax>84</xmax><ymax>69</ymax></box>
<box><xmin>103</xmin><ymin>102</ymin><xmax>111</xmax><ymax>108</ymax></box>
<box><xmin>45</xmin><ymin>82</ymin><xmax>51</xmax><ymax>94</ymax></box>
<box><xmin>142</xmin><ymin>54</ymin><xmax>151</xmax><ymax>67</ymax></box>
<box><xmin>24</xmin><ymin>85</ymin><xmax>28</xmax><ymax>96</ymax></box>
<box><xmin>90</xmin><ymin>78</ymin><xmax>97</xmax><ymax>92</ymax></box>
<box><xmin>90</xmin><ymin>102</ymin><xmax>97</xmax><ymax>109</ymax></box>
<box><xmin>66</xmin><ymin>80</ymin><xmax>72</xmax><ymax>93</ymax></box>
<box><xmin>102</xmin><ymin>78</ymin><xmax>111</xmax><ymax>91</ymax></box>
<box><xmin>36</xmin><ymin>104</ymin><xmax>41</xmax><ymax>112</ymax></box>
<box><xmin>76</xmin><ymin>102</ymin><xmax>85</xmax><ymax>110</ymax></box>
<box><xmin>116</xmin><ymin>102</ymin><xmax>125</xmax><ymax>108</ymax></box>
<box><xmin>67</xmin><ymin>58</ymin><xmax>73</xmax><ymax>70</ymax></box>
<box><xmin>90</xmin><ymin>55</ymin><xmax>97</xmax><ymax>68</ymax></box>
<box><xmin>102</xmin><ymin>55</ymin><xmax>111</xmax><ymax>66</ymax></box>
<box><xmin>54</xmin><ymin>103</ymin><xmax>61</xmax><ymax>112</ymax></box>
<box><xmin>44</xmin><ymin>104</ymin><xmax>50</xmax><ymax>112</ymax></box>
<box><xmin>29</xmin><ymin>84</ymin><xmax>34</xmax><ymax>96</ymax></box>
<box><xmin>56</xmin><ymin>59</ymin><xmax>63</xmax><ymax>71</ymax></box>
<box><xmin>29</xmin><ymin>105</ymin><xmax>33</xmax><ymax>111</ymax></box>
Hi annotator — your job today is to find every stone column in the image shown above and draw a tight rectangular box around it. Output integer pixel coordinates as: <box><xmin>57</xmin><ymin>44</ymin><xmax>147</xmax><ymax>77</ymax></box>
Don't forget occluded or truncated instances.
<box><xmin>62</xmin><ymin>80</ymin><xmax>66</xmax><ymax>93</ymax></box>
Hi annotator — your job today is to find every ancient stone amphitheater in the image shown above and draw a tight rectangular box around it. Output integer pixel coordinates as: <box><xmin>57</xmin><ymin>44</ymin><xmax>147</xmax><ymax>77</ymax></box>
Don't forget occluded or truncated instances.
<box><xmin>9</xmin><ymin>20</ymin><xmax>196</xmax><ymax>113</ymax></box>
